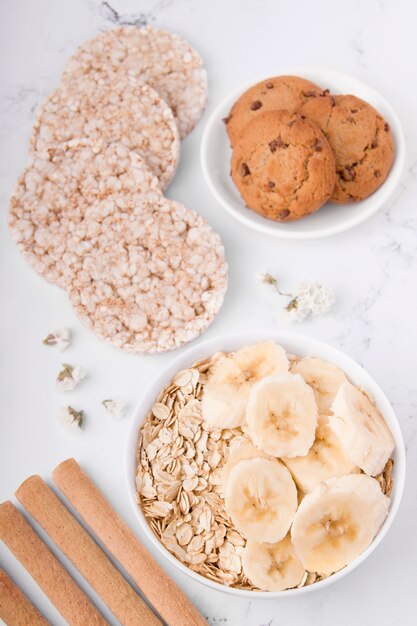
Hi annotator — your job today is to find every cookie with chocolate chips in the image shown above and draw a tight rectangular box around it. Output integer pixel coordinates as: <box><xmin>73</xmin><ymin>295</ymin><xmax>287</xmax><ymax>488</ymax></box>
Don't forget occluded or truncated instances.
<box><xmin>299</xmin><ymin>94</ymin><xmax>395</xmax><ymax>203</ymax></box>
<box><xmin>231</xmin><ymin>110</ymin><xmax>336</xmax><ymax>222</ymax></box>
<box><xmin>224</xmin><ymin>75</ymin><xmax>326</xmax><ymax>146</ymax></box>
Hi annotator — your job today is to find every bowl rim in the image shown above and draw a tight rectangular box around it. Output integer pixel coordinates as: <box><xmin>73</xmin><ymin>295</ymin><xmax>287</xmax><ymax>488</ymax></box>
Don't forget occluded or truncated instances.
<box><xmin>200</xmin><ymin>67</ymin><xmax>406</xmax><ymax>240</ymax></box>
<box><xmin>125</xmin><ymin>330</ymin><xmax>406</xmax><ymax>598</ymax></box>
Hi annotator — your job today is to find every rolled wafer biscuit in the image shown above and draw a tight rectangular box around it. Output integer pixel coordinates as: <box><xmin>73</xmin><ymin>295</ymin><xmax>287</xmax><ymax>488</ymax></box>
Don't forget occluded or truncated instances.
<box><xmin>0</xmin><ymin>568</ymin><xmax>49</xmax><ymax>626</ymax></box>
<box><xmin>16</xmin><ymin>476</ymin><xmax>161</xmax><ymax>626</ymax></box>
<box><xmin>53</xmin><ymin>458</ymin><xmax>208</xmax><ymax>626</ymax></box>
<box><xmin>0</xmin><ymin>502</ymin><xmax>106</xmax><ymax>626</ymax></box>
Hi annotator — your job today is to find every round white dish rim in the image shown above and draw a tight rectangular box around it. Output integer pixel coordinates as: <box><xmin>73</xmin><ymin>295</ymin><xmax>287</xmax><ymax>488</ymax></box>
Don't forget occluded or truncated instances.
<box><xmin>125</xmin><ymin>330</ymin><xmax>406</xmax><ymax>598</ymax></box>
<box><xmin>200</xmin><ymin>67</ymin><xmax>405</xmax><ymax>239</ymax></box>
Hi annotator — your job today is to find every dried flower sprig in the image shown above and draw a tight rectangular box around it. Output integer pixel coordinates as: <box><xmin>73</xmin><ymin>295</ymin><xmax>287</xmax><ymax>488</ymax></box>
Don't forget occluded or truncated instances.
<box><xmin>58</xmin><ymin>406</ymin><xmax>84</xmax><ymax>431</ymax></box>
<box><xmin>258</xmin><ymin>272</ymin><xmax>335</xmax><ymax>322</ymax></box>
<box><xmin>102</xmin><ymin>399</ymin><xmax>126</xmax><ymax>420</ymax></box>
<box><xmin>258</xmin><ymin>272</ymin><xmax>291</xmax><ymax>296</ymax></box>
<box><xmin>56</xmin><ymin>363</ymin><xmax>86</xmax><ymax>392</ymax></box>
<box><xmin>43</xmin><ymin>328</ymin><xmax>71</xmax><ymax>351</ymax></box>
<box><xmin>287</xmin><ymin>282</ymin><xmax>335</xmax><ymax>321</ymax></box>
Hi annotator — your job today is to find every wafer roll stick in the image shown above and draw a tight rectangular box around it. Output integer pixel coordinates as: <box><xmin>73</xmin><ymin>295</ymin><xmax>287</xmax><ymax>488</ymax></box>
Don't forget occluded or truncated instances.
<box><xmin>0</xmin><ymin>502</ymin><xmax>106</xmax><ymax>626</ymax></box>
<box><xmin>16</xmin><ymin>476</ymin><xmax>161</xmax><ymax>626</ymax></box>
<box><xmin>53</xmin><ymin>458</ymin><xmax>208</xmax><ymax>626</ymax></box>
<box><xmin>0</xmin><ymin>568</ymin><xmax>49</xmax><ymax>626</ymax></box>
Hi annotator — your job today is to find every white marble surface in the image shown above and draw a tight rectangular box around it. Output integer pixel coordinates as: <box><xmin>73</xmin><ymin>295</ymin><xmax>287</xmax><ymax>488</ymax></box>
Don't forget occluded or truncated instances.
<box><xmin>0</xmin><ymin>0</ymin><xmax>417</xmax><ymax>624</ymax></box>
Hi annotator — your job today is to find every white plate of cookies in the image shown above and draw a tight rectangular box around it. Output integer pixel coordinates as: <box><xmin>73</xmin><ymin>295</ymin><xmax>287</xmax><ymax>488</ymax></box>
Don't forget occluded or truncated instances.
<box><xmin>201</xmin><ymin>68</ymin><xmax>405</xmax><ymax>239</ymax></box>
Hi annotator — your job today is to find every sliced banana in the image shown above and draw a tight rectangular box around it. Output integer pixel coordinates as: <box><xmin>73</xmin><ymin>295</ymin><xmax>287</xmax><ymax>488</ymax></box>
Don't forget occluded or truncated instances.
<box><xmin>291</xmin><ymin>474</ymin><xmax>390</xmax><ymax>575</ymax></box>
<box><xmin>222</xmin><ymin>441</ymin><xmax>268</xmax><ymax>490</ymax></box>
<box><xmin>282</xmin><ymin>416</ymin><xmax>359</xmax><ymax>493</ymax></box>
<box><xmin>224</xmin><ymin>457</ymin><xmax>297</xmax><ymax>543</ymax></box>
<box><xmin>330</xmin><ymin>382</ymin><xmax>395</xmax><ymax>476</ymax></box>
<box><xmin>291</xmin><ymin>357</ymin><xmax>348</xmax><ymax>415</ymax></box>
<box><xmin>202</xmin><ymin>341</ymin><xmax>289</xmax><ymax>428</ymax></box>
<box><xmin>242</xmin><ymin>535</ymin><xmax>305</xmax><ymax>591</ymax></box>
<box><xmin>246</xmin><ymin>373</ymin><xmax>318</xmax><ymax>458</ymax></box>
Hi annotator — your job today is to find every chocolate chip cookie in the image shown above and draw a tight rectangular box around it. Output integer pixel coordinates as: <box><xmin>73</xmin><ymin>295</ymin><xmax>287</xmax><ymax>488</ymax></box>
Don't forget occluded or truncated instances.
<box><xmin>225</xmin><ymin>76</ymin><xmax>326</xmax><ymax>146</ymax></box>
<box><xmin>299</xmin><ymin>94</ymin><xmax>395</xmax><ymax>203</ymax></box>
<box><xmin>231</xmin><ymin>110</ymin><xmax>336</xmax><ymax>222</ymax></box>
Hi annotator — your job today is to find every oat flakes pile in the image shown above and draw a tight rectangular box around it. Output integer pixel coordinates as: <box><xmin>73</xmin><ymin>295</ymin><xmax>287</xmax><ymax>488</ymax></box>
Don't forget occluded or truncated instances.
<box><xmin>9</xmin><ymin>25</ymin><xmax>224</xmax><ymax>353</ymax></box>
<box><xmin>135</xmin><ymin>352</ymin><xmax>394</xmax><ymax>590</ymax></box>
<box><xmin>61</xmin><ymin>25</ymin><xmax>208</xmax><ymax>139</ymax></box>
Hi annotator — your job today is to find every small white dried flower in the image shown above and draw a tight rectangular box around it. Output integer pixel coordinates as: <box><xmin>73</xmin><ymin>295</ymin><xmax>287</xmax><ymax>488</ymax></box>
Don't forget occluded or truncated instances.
<box><xmin>257</xmin><ymin>272</ymin><xmax>278</xmax><ymax>287</ymax></box>
<box><xmin>285</xmin><ymin>297</ymin><xmax>310</xmax><ymax>322</ymax></box>
<box><xmin>102</xmin><ymin>399</ymin><xmax>126</xmax><ymax>420</ymax></box>
<box><xmin>43</xmin><ymin>328</ymin><xmax>71</xmax><ymax>351</ymax></box>
<box><xmin>58</xmin><ymin>406</ymin><xmax>84</xmax><ymax>431</ymax></box>
<box><xmin>309</xmin><ymin>284</ymin><xmax>335</xmax><ymax>315</ymax></box>
<box><xmin>286</xmin><ymin>283</ymin><xmax>335</xmax><ymax>321</ymax></box>
<box><xmin>56</xmin><ymin>363</ymin><xmax>85</xmax><ymax>392</ymax></box>
<box><xmin>258</xmin><ymin>270</ymin><xmax>334</xmax><ymax>323</ymax></box>
<box><xmin>258</xmin><ymin>271</ymin><xmax>291</xmax><ymax>297</ymax></box>
<box><xmin>296</xmin><ymin>283</ymin><xmax>335</xmax><ymax>315</ymax></box>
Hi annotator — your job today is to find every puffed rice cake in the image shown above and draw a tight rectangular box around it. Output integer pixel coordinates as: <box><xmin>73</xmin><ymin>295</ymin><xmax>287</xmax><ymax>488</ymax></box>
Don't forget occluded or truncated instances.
<box><xmin>67</xmin><ymin>198</ymin><xmax>228</xmax><ymax>354</ymax></box>
<box><xmin>61</xmin><ymin>25</ymin><xmax>208</xmax><ymax>139</ymax></box>
<box><xmin>30</xmin><ymin>74</ymin><xmax>180</xmax><ymax>189</ymax></box>
<box><xmin>8</xmin><ymin>140</ymin><xmax>162</xmax><ymax>288</ymax></box>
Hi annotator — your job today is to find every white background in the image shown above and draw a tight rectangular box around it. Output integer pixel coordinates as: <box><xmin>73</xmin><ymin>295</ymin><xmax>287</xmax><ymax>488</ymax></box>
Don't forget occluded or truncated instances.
<box><xmin>1</xmin><ymin>0</ymin><xmax>417</xmax><ymax>624</ymax></box>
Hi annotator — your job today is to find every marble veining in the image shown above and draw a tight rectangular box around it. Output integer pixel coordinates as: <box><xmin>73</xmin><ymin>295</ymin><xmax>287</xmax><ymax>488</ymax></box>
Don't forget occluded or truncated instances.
<box><xmin>1</xmin><ymin>1</ymin><xmax>417</xmax><ymax>624</ymax></box>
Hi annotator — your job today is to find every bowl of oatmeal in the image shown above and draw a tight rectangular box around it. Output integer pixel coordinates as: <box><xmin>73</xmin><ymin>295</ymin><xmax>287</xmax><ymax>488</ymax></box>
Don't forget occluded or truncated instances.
<box><xmin>125</xmin><ymin>331</ymin><xmax>405</xmax><ymax>597</ymax></box>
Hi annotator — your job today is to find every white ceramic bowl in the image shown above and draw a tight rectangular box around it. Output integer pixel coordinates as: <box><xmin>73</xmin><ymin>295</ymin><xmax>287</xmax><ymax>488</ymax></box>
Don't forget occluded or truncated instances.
<box><xmin>201</xmin><ymin>68</ymin><xmax>405</xmax><ymax>239</ymax></box>
<box><xmin>125</xmin><ymin>330</ymin><xmax>405</xmax><ymax>597</ymax></box>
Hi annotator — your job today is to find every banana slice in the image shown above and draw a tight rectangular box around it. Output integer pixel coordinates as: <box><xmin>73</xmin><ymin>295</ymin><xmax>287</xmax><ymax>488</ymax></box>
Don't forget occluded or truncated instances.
<box><xmin>224</xmin><ymin>457</ymin><xmax>297</xmax><ymax>543</ymax></box>
<box><xmin>330</xmin><ymin>382</ymin><xmax>395</xmax><ymax>476</ymax></box>
<box><xmin>242</xmin><ymin>535</ymin><xmax>305</xmax><ymax>591</ymax></box>
<box><xmin>291</xmin><ymin>474</ymin><xmax>390</xmax><ymax>575</ymax></box>
<box><xmin>282</xmin><ymin>416</ymin><xmax>359</xmax><ymax>493</ymax></box>
<box><xmin>291</xmin><ymin>357</ymin><xmax>348</xmax><ymax>415</ymax></box>
<box><xmin>202</xmin><ymin>341</ymin><xmax>289</xmax><ymax>428</ymax></box>
<box><xmin>246</xmin><ymin>373</ymin><xmax>318</xmax><ymax>458</ymax></box>
<box><xmin>222</xmin><ymin>441</ymin><xmax>269</xmax><ymax>490</ymax></box>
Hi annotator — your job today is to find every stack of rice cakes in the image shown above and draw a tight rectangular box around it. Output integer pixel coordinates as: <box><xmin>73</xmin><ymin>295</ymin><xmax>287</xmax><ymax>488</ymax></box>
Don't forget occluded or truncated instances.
<box><xmin>9</xmin><ymin>26</ymin><xmax>228</xmax><ymax>354</ymax></box>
